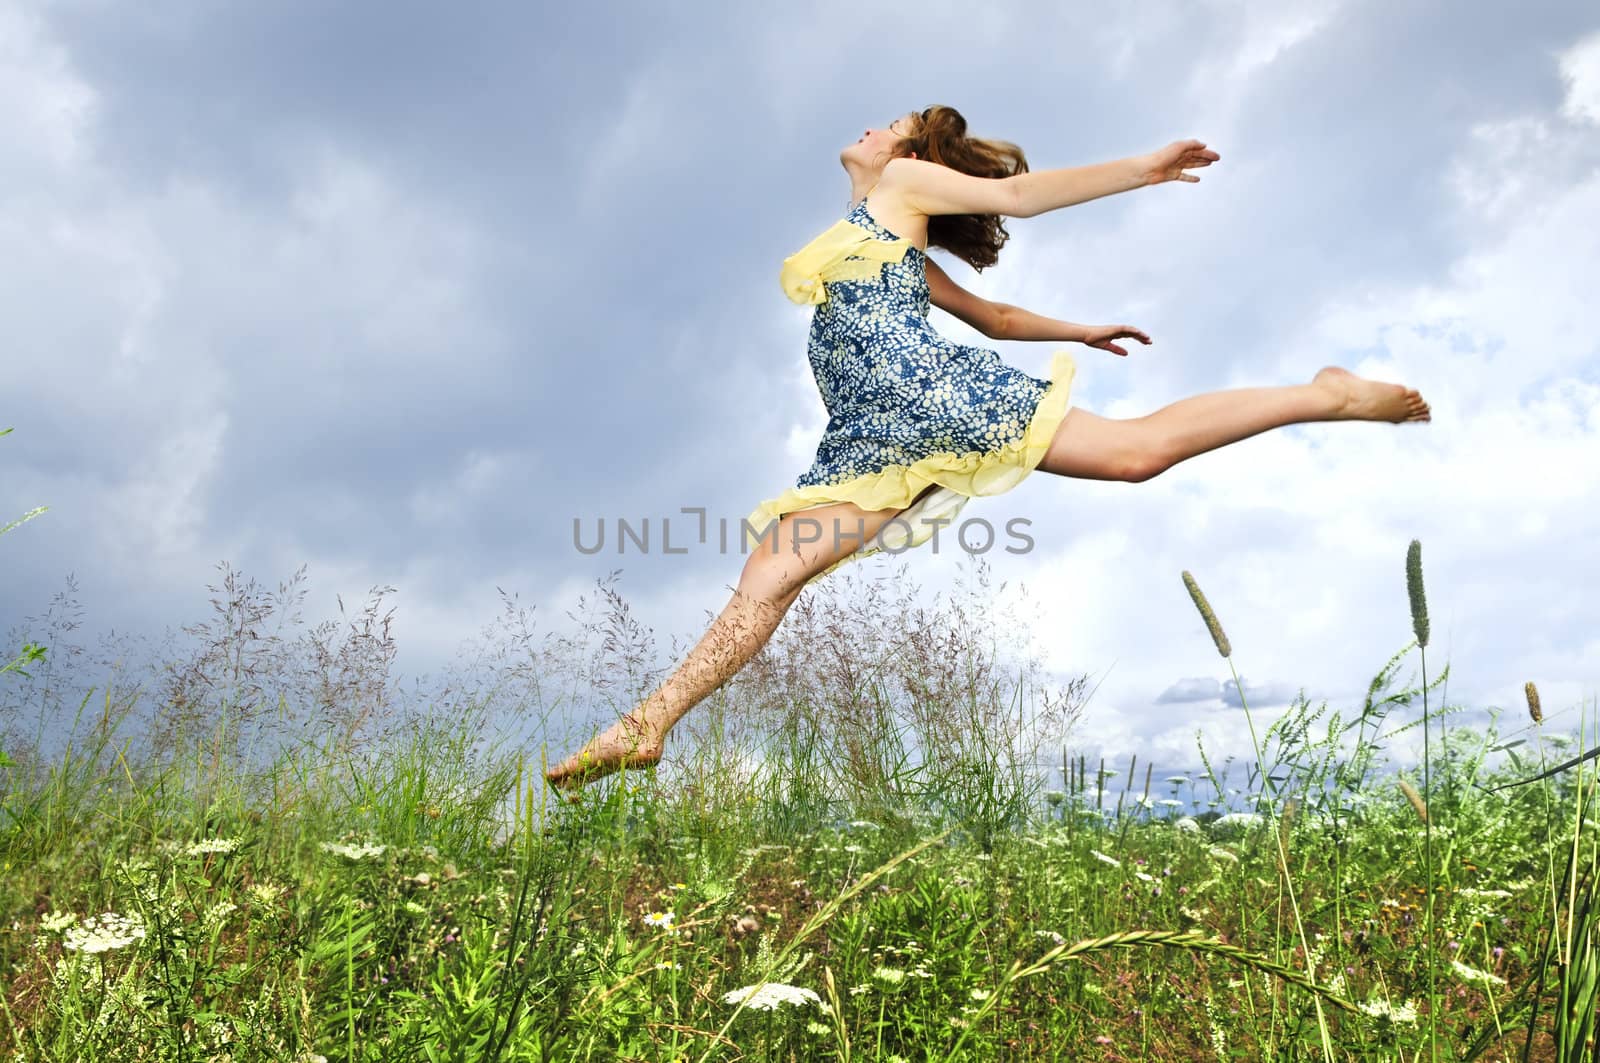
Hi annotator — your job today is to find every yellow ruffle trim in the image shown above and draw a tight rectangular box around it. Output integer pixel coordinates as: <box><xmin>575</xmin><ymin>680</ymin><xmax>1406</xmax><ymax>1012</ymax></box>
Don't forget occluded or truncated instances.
<box><xmin>743</xmin><ymin>348</ymin><xmax>1077</xmax><ymax>586</ymax></box>
<box><xmin>779</xmin><ymin>219</ymin><xmax>912</xmax><ymax>306</ymax></box>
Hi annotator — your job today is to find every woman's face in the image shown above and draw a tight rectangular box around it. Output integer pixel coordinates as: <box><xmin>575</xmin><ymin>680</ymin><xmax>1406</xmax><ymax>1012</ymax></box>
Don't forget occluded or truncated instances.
<box><xmin>846</xmin><ymin>111</ymin><xmax>917</xmax><ymax>167</ymax></box>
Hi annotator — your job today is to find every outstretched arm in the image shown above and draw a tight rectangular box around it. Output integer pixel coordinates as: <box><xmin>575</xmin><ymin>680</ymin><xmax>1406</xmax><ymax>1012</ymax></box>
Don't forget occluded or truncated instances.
<box><xmin>1010</xmin><ymin>139</ymin><xmax>1219</xmax><ymax>218</ymax></box>
<box><xmin>994</xmin><ymin>301</ymin><xmax>1152</xmax><ymax>357</ymax></box>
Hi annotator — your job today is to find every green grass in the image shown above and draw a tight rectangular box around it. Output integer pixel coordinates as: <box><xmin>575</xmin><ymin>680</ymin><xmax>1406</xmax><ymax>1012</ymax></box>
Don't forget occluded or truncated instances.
<box><xmin>3</xmin><ymin>448</ymin><xmax>1597</xmax><ymax>1059</ymax></box>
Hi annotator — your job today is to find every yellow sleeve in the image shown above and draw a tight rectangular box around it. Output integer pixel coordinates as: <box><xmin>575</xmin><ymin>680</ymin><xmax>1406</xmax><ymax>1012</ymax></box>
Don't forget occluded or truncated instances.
<box><xmin>779</xmin><ymin>220</ymin><xmax>912</xmax><ymax>306</ymax></box>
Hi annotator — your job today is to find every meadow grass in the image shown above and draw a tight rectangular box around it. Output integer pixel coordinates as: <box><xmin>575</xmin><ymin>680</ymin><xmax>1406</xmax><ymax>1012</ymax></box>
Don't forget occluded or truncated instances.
<box><xmin>2</xmin><ymin>470</ymin><xmax>1597</xmax><ymax>1059</ymax></box>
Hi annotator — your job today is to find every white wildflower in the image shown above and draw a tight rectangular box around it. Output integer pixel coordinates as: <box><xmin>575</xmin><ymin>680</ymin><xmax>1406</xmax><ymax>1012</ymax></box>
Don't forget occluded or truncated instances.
<box><xmin>872</xmin><ymin>966</ymin><xmax>906</xmax><ymax>984</ymax></box>
<box><xmin>1034</xmin><ymin>929</ymin><xmax>1066</xmax><ymax>945</ymax></box>
<box><xmin>1158</xmin><ymin>799</ymin><xmax>1185</xmax><ymax>808</ymax></box>
<box><xmin>203</xmin><ymin>901</ymin><xmax>238</xmax><ymax>929</ymax></box>
<box><xmin>1213</xmin><ymin>812</ymin><xmax>1263</xmax><ymax>830</ymax></box>
<box><xmin>721</xmin><ymin>982</ymin><xmax>821</xmax><ymax>1010</ymax></box>
<box><xmin>1207</xmin><ymin>846</ymin><xmax>1240</xmax><ymax>865</ymax></box>
<box><xmin>62</xmin><ymin>911</ymin><xmax>146</xmax><ymax>954</ymax></box>
<box><xmin>39</xmin><ymin>911</ymin><xmax>76</xmax><ymax>933</ymax></box>
<box><xmin>969</xmin><ymin>988</ymin><xmax>991</xmax><ymax>1001</ymax></box>
<box><xmin>1174</xmin><ymin>817</ymin><xmax>1202</xmax><ymax>833</ymax></box>
<box><xmin>320</xmin><ymin>841</ymin><xmax>386</xmax><ymax>860</ymax></box>
<box><xmin>1358</xmin><ymin>997</ymin><xmax>1420</xmax><ymax>1024</ymax></box>
<box><xmin>1090</xmin><ymin>849</ymin><xmax>1121</xmax><ymax>868</ymax></box>
<box><xmin>642</xmin><ymin>910</ymin><xmax>676</xmax><ymax>932</ymax></box>
<box><xmin>1450</xmin><ymin>960</ymin><xmax>1506</xmax><ymax>986</ymax></box>
<box><xmin>1135</xmin><ymin>871</ymin><xmax>1155</xmax><ymax>882</ymax></box>
<box><xmin>185</xmin><ymin>838</ymin><xmax>240</xmax><ymax>857</ymax></box>
<box><xmin>249</xmin><ymin>882</ymin><xmax>283</xmax><ymax>905</ymax></box>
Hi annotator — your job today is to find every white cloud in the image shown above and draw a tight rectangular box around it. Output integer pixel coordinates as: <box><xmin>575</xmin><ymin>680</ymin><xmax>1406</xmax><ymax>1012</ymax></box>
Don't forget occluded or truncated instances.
<box><xmin>1558</xmin><ymin>29</ymin><xmax>1600</xmax><ymax>125</ymax></box>
<box><xmin>1000</xmin><ymin>28</ymin><xmax>1600</xmax><ymax>776</ymax></box>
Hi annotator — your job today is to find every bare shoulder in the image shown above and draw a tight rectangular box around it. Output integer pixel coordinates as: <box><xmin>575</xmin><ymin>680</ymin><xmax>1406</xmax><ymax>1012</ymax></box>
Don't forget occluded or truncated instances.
<box><xmin>878</xmin><ymin>156</ymin><xmax>1021</xmax><ymax>221</ymax></box>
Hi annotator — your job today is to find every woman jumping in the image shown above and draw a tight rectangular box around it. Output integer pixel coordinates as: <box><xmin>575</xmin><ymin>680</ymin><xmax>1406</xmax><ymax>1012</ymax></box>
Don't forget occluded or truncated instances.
<box><xmin>546</xmin><ymin>105</ymin><xmax>1429</xmax><ymax>790</ymax></box>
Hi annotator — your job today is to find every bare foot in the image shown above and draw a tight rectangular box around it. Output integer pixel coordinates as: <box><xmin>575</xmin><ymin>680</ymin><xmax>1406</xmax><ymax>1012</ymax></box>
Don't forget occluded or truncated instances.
<box><xmin>1313</xmin><ymin>366</ymin><xmax>1431</xmax><ymax>423</ymax></box>
<box><xmin>545</xmin><ymin>713</ymin><xmax>664</xmax><ymax>792</ymax></box>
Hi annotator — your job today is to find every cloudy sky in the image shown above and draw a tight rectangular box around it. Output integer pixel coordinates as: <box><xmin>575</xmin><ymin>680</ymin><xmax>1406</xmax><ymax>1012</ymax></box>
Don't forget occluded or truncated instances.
<box><xmin>3</xmin><ymin>0</ymin><xmax>1597</xmax><ymax>781</ymax></box>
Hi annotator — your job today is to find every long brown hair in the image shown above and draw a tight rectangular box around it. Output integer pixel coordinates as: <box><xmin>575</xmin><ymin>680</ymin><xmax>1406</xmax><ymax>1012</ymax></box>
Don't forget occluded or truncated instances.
<box><xmin>887</xmin><ymin>105</ymin><xmax>1029</xmax><ymax>272</ymax></box>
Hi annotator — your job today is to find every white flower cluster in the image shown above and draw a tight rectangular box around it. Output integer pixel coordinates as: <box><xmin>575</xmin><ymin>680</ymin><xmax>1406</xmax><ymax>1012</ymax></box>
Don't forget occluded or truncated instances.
<box><xmin>1358</xmin><ymin>997</ymin><xmax>1420</xmax><ymax>1024</ymax></box>
<box><xmin>39</xmin><ymin>911</ymin><xmax>77</xmax><ymax>933</ymax></box>
<box><xmin>1450</xmin><ymin>960</ymin><xmax>1507</xmax><ymax>987</ymax></box>
<box><xmin>62</xmin><ymin>911</ymin><xmax>146</xmax><ymax>953</ymax></box>
<box><xmin>203</xmin><ymin>901</ymin><xmax>238</xmax><ymax>930</ymax></box>
<box><xmin>249</xmin><ymin>882</ymin><xmax>283</xmax><ymax>905</ymax></box>
<box><xmin>185</xmin><ymin>838</ymin><xmax>240</xmax><ymax>856</ymax></box>
<box><xmin>320</xmin><ymin>841</ymin><xmax>387</xmax><ymax>860</ymax></box>
<box><xmin>721</xmin><ymin>981</ymin><xmax>822</xmax><ymax>1010</ymax></box>
<box><xmin>1090</xmin><ymin>849</ymin><xmax>1121</xmax><ymax>868</ymax></box>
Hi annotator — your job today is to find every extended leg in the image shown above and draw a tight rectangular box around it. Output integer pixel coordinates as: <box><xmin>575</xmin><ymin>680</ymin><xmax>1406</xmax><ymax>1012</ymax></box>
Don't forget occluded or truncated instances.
<box><xmin>1036</xmin><ymin>366</ymin><xmax>1430</xmax><ymax>482</ymax></box>
<box><xmin>545</xmin><ymin>488</ymin><xmax>939</xmax><ymax>790</ymax></box>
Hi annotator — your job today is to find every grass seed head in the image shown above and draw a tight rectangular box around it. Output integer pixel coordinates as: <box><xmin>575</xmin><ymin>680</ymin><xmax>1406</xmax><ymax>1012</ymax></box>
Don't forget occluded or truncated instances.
<box><xmin>1182</xmin><ymin>571</ymin><xmax>1231</xmax><ymax>658</ymax></box>
<box><xmin>1405</xmin><ymin>540</ymin><xmax>1429</xmax><ymax>648</ymax></box>
<box><xmin>1396</xmin><ymin>776</ymin><xmax>1428</xmax><ymax>824</ymax></box>
<box><xmin>1524</xmin><ymin>681</ymin><xmax>1542</xmax><ymax>724</ymax></box>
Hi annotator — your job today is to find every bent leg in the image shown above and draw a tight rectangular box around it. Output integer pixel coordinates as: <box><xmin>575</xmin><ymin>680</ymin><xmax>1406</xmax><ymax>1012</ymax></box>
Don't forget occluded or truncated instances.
<box><xmin>1037</xmin><ymin>366</ymin><xmax>1430</xmax><ymax>482</ymax></box>
<box><xmin>545</xmin><ymin>486</ymin><xmax>941</xmax><ymax>790</ymax></box>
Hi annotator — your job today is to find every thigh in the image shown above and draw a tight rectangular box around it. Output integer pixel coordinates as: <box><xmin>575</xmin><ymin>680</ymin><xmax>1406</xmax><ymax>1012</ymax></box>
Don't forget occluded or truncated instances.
<box><xmin>1034</xmin><ymin>406</ymin><xmax>1146</xmax><ymax>482</ymax></box>
<box><xmin>739</xmin><ymin>484</ymin><xmax>941</xmax><ymax>605</ymax></box>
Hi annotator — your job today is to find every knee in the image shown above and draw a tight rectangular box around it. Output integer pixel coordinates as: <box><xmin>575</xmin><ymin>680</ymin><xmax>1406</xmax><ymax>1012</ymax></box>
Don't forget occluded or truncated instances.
<box><xmin>738</xmin><ymin>545</ymin><xmax>809</xmax><ymax>609</ymax></box>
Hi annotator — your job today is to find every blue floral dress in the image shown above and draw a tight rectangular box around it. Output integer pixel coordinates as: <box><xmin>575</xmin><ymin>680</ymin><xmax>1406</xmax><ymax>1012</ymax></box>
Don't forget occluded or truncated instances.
<box><xmin>744</xmin><ymin>190</ymin><xmax>1077</xmax><ymax>586</ymax></box>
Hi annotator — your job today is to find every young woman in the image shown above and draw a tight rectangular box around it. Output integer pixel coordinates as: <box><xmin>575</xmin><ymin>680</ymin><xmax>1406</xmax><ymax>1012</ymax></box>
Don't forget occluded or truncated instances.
<box><xmin>546</xmin><ymin>105</ymin><xmax>1429</xmax><ymax>791</ymax></box>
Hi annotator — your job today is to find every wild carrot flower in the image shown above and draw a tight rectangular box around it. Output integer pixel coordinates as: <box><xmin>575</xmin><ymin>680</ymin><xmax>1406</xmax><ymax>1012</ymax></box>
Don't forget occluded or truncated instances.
<box><xmin>1090</xmin><ymin>849</ymin><xmax>1121</xmax><ymax>868</ymax></box>
<box><xmin>721</xmin><ymin>982</ymin><xmax>821</xmax><ymax>1009</ymax></box>
<box><xmin>1358</xmin><ymin>997</ymin><xmax>1419</xmax><ymax>1024</ymax></box>
<box><xmin>185</xmin><ymin>838</ymin><xmax>240</xmax><ymax>856</ymax></box>
<box><xmin>872</xmin><ymin>966</ymin><xmax>906</xmax><ymax>985</ymax></box>
<box><xmin>1449</xmin><ymin>959</ymin><xmax>1506</xmax><ymax>986</ymax></box>
<box><xmin>320</xmin><ymin>841</ymin><xmax>386</xmax><ymax>860</ymax></box>
<box><xmin>38</xmin><ymin>911</ymin><xmax>76</xmax><ymax>933</ymax></box>
<box><xmin>62</xmin><ymin>911</ymin><xmax>146</xmax><ymax>953</ymax></box>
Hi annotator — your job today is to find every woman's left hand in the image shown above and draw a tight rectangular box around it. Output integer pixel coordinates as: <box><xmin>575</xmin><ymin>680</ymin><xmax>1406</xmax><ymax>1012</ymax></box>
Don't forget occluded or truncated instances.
<box><xmin>1082</xmin><ymin>324</ymin><xmax>1151</xmax><ymax>357</ymax></box>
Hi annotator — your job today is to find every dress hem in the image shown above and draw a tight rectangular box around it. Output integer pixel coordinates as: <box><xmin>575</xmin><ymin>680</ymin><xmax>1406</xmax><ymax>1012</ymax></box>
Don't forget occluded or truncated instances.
<box><xmin>742</xmin><ymin>348</ymin><xmax>1077</xmax><ymax>581</ymax></box>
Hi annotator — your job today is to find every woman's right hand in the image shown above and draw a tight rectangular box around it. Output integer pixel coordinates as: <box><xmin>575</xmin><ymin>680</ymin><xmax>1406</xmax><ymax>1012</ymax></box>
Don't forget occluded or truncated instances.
<box><xmin>1141</xmin><ymin>140</ymin><xmax>1220</xmax><ymax>185</ymax></box>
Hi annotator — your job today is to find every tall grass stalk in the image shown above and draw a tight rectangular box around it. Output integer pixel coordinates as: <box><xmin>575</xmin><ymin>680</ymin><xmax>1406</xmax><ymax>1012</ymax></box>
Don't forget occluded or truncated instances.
<box><xmin>1180</xmin><ymin>569</ymin><xmax>1333</xmax><ymax>1061</ymax></box>
<box><xmin>1407</xmin><ymin>538</ymin><xmax>1438</xmax><ymax>1063</ymax></box>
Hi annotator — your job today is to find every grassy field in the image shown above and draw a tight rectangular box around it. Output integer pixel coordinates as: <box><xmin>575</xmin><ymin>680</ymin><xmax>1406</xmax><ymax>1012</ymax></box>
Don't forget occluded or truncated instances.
<box><xmin>2</xmin><ymin>479</ymin><xmax>1596</xmax><ymax>1059</ymax></box>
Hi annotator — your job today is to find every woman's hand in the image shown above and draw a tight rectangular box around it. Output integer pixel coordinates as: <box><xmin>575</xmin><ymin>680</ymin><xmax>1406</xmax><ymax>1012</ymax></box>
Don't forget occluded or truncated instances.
<box><xmin>1140</xmin><ymin>140</ymin><xmax>1220</xmax><ymax>186</ymax></box>
<box><xmin>1082</xmin><ymin>324</ymin><xmax>1151</xmax><ymax>357</ymax></box>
